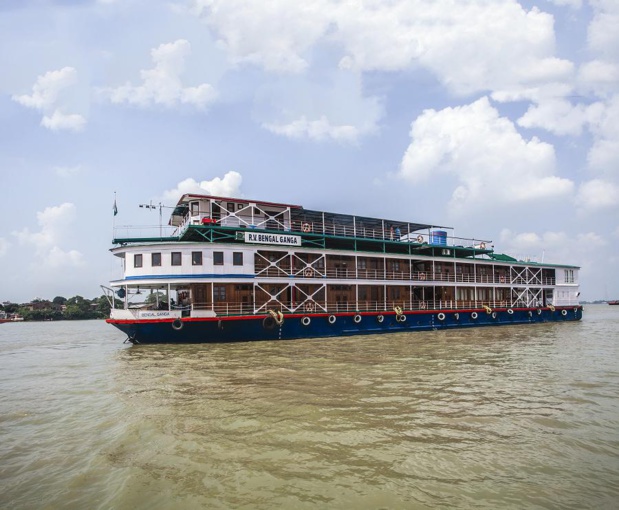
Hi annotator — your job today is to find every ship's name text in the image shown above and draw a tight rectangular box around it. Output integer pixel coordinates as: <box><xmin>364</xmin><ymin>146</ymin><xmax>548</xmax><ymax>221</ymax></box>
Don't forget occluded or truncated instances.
<box><xmin>244</xmin><ymin>232</ymin><xmax>301</xmax><ymax>246</ymax></box>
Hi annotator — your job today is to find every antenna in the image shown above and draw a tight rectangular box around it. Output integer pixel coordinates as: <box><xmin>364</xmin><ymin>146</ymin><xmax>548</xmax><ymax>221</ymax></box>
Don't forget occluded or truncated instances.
<box><xmin>139</xmin><ymin>200</ymin><xmax>163</xmax><ymax>237</ymax></box>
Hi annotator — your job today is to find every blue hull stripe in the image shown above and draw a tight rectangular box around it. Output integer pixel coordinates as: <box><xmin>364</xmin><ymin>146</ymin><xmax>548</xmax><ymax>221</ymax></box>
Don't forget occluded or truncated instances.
<box><xmin>109</xmin><ymin>307</ymin><xmax>583</xmax><ymax>344</ymax></box>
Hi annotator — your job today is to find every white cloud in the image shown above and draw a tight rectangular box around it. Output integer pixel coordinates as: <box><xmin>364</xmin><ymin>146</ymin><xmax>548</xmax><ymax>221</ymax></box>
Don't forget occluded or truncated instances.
<box><xmin>13</xmin><ymin>203</ymin><xmax>84</xmax><ymax>268</ymax></box>
<box><xmin>263</xmin><ymin>115</ymin><xmax>367</xmax><ymax>143</ymax></box>
<box><xmin>54</xmin><ymin>165</ymin><xmax>82</xmax><ymax>178</ymax></box>
<box><xmin>587</xmin><ymin>1</ymin><xmax>619</xmax><ymax>60</ymax></box>
<box><xmin>41</xmin><ymin>110</ymin><xmax>86</xmax><ymax>132</ymax></box>
<box><xmin>398</xmin><ymin>97</ymin><xmax>573</xmax><ymax>214</ymax></box>
<box><xmin>161</xmin><ymin>171</ymin><xmax>243</xmax><ymax>203</ymax></box>
<box><xmin>12</xmin><ymin>67</ymin><xmax>86</xmax><ymax>132</ymax></box>
<box><xmin>576</xmin><ymin>179</ymin><xmax>619</xmax><ymax>211</ymax></box>
<box><xmin>578</xmin><ymin>59</ymin><xmax>619</xmax><ymax>97</ymax></box>
<box><xmin>195</xmin><ymin>1</ymin><xmax>572</xmax><ymax>97</ymax></box>
<box><xmin>587</xmin><ymin>94</ymin><xmax>619</xmax><ymax>172</ymax></box>
<box><xmin>107</xmin><ymin>39</ymin><xmax>217</xmax><ymax>109</ymax></box>
<box><xmin>517</xmin><ymin>98</ymin><xmax>604</xmax><ymax>137</ymax></box>
<box><xmin>0</xmin><ymin>238</ymin><xmax>9</xmax><ymax>257</ymax></box>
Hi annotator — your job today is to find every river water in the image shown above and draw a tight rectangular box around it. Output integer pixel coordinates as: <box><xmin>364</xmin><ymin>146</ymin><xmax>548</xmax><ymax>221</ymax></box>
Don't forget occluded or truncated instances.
<box><xmin>1</xmin><ymin>305</ymin><xmax>618</xmax><ymax>509</ymax></box>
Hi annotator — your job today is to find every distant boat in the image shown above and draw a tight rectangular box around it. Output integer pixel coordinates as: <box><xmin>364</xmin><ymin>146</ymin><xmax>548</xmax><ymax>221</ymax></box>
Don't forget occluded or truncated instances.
<box><xmin>0</xmin><ymin>312</ymin><xmax>24</xmax><ymax>324</ymax></box>
<box><xmin>609</xmin><ymin>300</ymin><xmax>619</xmax><ymax>305</ymax></box>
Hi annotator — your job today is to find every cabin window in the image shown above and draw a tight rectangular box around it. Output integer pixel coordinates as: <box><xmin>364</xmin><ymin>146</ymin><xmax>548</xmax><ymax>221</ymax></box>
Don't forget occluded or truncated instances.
<box><xmin>213</xmin><ymin>285</ymin><xmax>226</xmax><ymax>301</ymax></box>
<box><xmin>358</xmin><ymin>258</ymin><xmax>367</xmax><ymax>270</ymax></box>
<box><xmin>134</xmin><ymin>254</ymin><xmax>143</xmax><ymax>268</ymax></box>
<box><xmin>171</xmin><ymin>252</ymin><xmax>182</xmax><ymax>266</ymax></box>
<box><xmin>564</xmin><ymin>269</ymin><xmax>574</xmax><ymax>283</ymax></box>
<box><xmin>151</xmin><ymin>253</ymin><xmax>161</xmax><ymax>267</ymax></box>
<box><xmin>192</xmin><ymin>252</ymin><xmax>203</xmax><ymax>266</ymax></box>
<box><xmin>233</xmin><ymin>252</ymin><xmax>243</xmax><ymax>266</ymax></box>
<box><xmin>227</xmin><ymin>203</ymin><xmax>235</xmax><ymax>213</ymax></box>
<box><xmin>214</xmin><ymin>252</ymin><xmax>224</xmax><ymax>265</ymax></box>
<box><xmin>190</xmin><ymin>201</ymin><xmax>200</xmax><ymax>216</ymax></box>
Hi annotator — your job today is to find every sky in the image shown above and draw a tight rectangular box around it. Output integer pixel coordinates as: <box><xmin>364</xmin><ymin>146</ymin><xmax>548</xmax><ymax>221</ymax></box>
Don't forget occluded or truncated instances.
<box><xmin>0</xmin><ymin>0</ymin><xmax>618</xmax><ymax>303</ymax></box>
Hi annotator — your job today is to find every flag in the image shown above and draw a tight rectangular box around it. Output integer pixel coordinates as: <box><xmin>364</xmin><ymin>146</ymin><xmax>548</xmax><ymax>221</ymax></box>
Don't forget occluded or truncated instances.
<box><xmin>113</xmin><ymin>198</ymin><xmax>118</xmax><ymax>216</ymax></box>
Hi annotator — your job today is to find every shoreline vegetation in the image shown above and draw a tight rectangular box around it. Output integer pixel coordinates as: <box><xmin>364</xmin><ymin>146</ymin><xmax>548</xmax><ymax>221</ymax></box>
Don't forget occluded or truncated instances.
<box><xmin>0</xmin><ymin>295</ymin><xmax>118</xmax><ymax>322</ymax></box>
<box><xmin>1</xmin><ymin>296</ymin><xmax>615</xmax><ymax>323</ymax></box>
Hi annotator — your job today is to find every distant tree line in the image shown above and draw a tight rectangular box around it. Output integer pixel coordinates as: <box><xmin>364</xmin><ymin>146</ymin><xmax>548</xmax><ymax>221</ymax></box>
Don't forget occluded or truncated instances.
<box><xmin>0</xmin><ymin>295</ymin><xmax>121</xmax><ymax>321</ymax></box>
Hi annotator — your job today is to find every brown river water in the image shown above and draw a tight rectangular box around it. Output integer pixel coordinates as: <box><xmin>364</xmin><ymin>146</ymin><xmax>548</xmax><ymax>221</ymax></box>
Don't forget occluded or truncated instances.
<box><xmin>1</xmin><ymin>305</ymin><xmax>618</xmax><ymax>509</ymax></box>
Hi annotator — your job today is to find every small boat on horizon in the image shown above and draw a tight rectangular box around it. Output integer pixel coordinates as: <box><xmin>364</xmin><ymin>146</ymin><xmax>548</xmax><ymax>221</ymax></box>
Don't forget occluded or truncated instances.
<box><xmin>0</xmin><ymin>312</ymin><xmax>24</xmax><ymax>324</ymax></box>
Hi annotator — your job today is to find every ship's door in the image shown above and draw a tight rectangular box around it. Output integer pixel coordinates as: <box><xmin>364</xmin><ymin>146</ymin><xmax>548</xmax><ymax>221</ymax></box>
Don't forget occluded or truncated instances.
<box><xmin>212</xmin><ymin>203</ymin><xmax>221</xmax><ymax>221</ymax></box>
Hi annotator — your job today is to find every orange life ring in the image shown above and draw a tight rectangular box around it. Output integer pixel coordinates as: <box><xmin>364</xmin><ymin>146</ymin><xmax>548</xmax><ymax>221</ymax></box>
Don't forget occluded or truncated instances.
<box><xmin>419</xmin><ymin>272</ymin><xmax>426</xmax><ymax>281</ymax></box>
<box><xmin>305</xmin><ymin>301</ymin><xmax>315</xmax><ymax>312</ymax></box>
<box><xmin>302</xmin><ymin>223</ymin><xmax>311</xmax><ymax>233</ymax></box>
<box><xmin>304</xmin><ymin>267</ymin><xmax>314</xmax><ymax>277</ymax></box>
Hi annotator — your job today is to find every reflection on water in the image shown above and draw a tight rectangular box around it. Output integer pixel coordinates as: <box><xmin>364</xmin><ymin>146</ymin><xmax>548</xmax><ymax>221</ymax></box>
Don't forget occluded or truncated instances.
<box><xmin>1</xmin><ymin>307</ymin><xmax>619</xmax><ymax>509</ymax></box>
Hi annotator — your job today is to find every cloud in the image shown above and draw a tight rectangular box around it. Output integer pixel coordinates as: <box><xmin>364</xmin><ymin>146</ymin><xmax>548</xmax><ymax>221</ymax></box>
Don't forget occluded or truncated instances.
<box><xmin>578</xmin><ymin>59</ymin><xmax>619</xmax><ymax>97</ymax></box>
<box><xmin>517</xmin><ymin>98</ymin><xmax>604</xmax><ymax>137</ymax></box>
<box><xmin>263</xmin><ymin>115</ymin><xmax>368</xmax><ymax>143</ymax></box>
<box><xmin>0</xmin><ymin>238</ymin><xmax>9</xmax><ymax>257</ymax></box>
<box><xmin>576</xmin><ymin>179</ymin><xmax>619</xmax><ymax>211</ymax></box>
<box><xmin>13</xmin><ymin>203</ymin><xmax>84</xmax><ymax>268</ymax></box>
<box><xmin>587</xmin><ymin>1</ymin><xmax>619</xmax><ymax>60</ymax></box>
<box><xmin>54</xmin><ymin>165</ymin><xmax>82</xmax><ymax>178</ymax></box>
<box><xmin>194</xmin><ymin>1</ymin><xmax>572</xmax><ymax>97</ymax></box>
<box><xmin>161</xmin><ymin>171</ymin><xmax>243</xmax><ymax>203</ymax></box>
<box><xmin>398</xmin><ymin>97</ymin><xmax>573</xmax><ymax>214</ymax></box>
<box><xmin>11</xmin><ymin>67</ymin><xmax>86</xmax><ymax>132</ymax></box>
<box><xmin>586</xmin><ymin>93</ymin><xmax>619</xmax><ymax>172</ymax></box>
<box><xmin>107</xmin><ymin>39</ymin><xmax>217</xmax><ymax>109</ymax></box>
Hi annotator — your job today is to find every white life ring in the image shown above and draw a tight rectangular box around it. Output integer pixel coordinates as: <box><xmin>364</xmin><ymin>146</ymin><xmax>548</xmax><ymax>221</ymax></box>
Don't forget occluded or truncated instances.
<box><xmin>454</xmin><ymin>313</ymin><xmax>459</xmax><ymax>320</ymax></box>
<box><xmin>420</xmin><ymin>301</ymin><xmax>427</xmax><ymax>310</ymax></box>
<box><xmin>537</xmin><ymin>309</ymin><xmax>542</xmax><ymax>315</ymax></box>
<box><xmin>398</xmin><ymin>314</ymin><xmax>407</xmax><ymax>323</ymax></box>
<box><xmin>377</xmin><ymin>315</ymin><xmax>384</xmax><ymax>323</ymax></box>
<box><xmin>354</xmin><ymin>314</ymin><xmax>362</xmax><ymax>324</ymax></box>
<box><xmin>437</xmin><ymin>313</ymin><xmax>445</xmax><ymax>321</ymax></box>
<box><xmin>491</xmin><ymin>312</ymin><xmax>497</xmax><ymax>319</ymax></box>
<box><xmin>172</xmin><ymin>319</ymin><xmax>183</xmax><ymax>330</ymax></box>
<box><xmin>302</xmin><ymin>316</ymin><xmax>311</xmax><ymax>326</ymax></box>
<box><xmin>304</xmin><ymin>267</ymin><xmax>314</xmax><ymax>277</ymax></box>
<box><xmin>507</xmin><ymin>308</ymin><xmax>514</xmax><ymax>315</ymax></box>
<box><xmin>471</xmin><ymin>312</ymin><xmax>478</xmax><ymax>319</ymax></box>
<box><xmin>328</xmin><ymin>315</ymin><xmax>336</xmax><ymax>324</ymax></box>
<box><xmin>302</xmin><ymin>223</ymin><xmax>311</xmax><ymax>233</ymax></box>
<box><xmin>416</xmin><ymin>235</ymin><xmax>423</xmax><ymax>243</ymax></box>
<box><xmin>561</xmin><ymin>309</ymin><xmax>567</xmax><ymax>316</ymax></box>
<box><xmin>305</xmin><ymin>301</ymin><xmax>315</xmax><ymax>312</ymax></box>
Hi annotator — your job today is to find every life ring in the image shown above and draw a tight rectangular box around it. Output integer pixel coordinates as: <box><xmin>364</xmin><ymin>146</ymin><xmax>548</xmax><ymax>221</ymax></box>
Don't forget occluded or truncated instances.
<box><xmin>471</xmin><ymin>312</ymin><xmax>478</xmax><ymax>320</ymax></box>
<box><xmin>548</xmin><ymin>304</ymin><xmax>556</xmax><ymax>312</ymax></box>
<box><xmin>437</xmin><ymin>313</ymin><xmax>445</xmax><ymax>321</ymax></box>
<box><xmin>393</xmin><ymin>306</ymin><xmax>403</xmax><ymax>316</ymax></box>
<box><xmin>537</xmin><ymin>309</ymin><xmax>542</xmax><ymax>315</ymax></box>
<box><xmin>263</xmin><ymin>316</ymin><xmax>276</xmax><ymax>329</ymax></box>
<box><xmin>528</xmin><ymin>311</ymin><xmax>533</xmax><ymax>318</ymax></box>
<box><xmin>398</xmin><ymin>314</ymin><xmax>407</xmax><ymax>323</ymax></box>
<box><xmin>416</xmin><ymin>235</ymin><xmax>423</xmax><ymax>243</ymax></box>
<box><xmin>172</xmin><ymin>319</ymin><xmax>183</xmax><ymax>330</ymax></box>
<box><xmin>507</xmin><ymin>308</ymin><xmax>514</xmax><ymax>315</ymax></box>
<box><xmin>301</xmin><ymin>316</ymin><xmax>311</xmax><ymax>326</ymax></box>
<box><xmin>561</xmin><ymin>309</ymin><xmax>567</xmax><ymax>316</ymax></box>
<box><xmin>328</xmin><ymin>315</ymin><xmax>336</xmax><ymax>324</ymax></box>
<box><xmin>305</xmin><ymin>301</ymin><xmax>315</xmax><ymax>312</ymax></box>
<box><xmin>420</xmin><ymin>301</ymin><xmax>426</xmax><ymax>310</ymax></box>
<box><xmin>419</xmin><ymin>272</ymin><xmax>426</xmax><ymax>281</ymax></box>
<box><xmin>302</xmin><ymin>223</ymin><xmax>311</xmax><ymax>233</ymax></box>
<box><xmin>454</xmin><ymin>313</ymin><xmax>459</xmax><ymax>320</ymax></box>
<box><xmin>573</xmin><ymin>307</ymin><xmax>578</xmax><ymax>313</ymax></box>
<box><xmin>377</xmin><ymin>315</ymin><xmax>384</xmax><ymax>323</ymax></box>
<box><xmin>491</xmin><ymin>312</ymin><xmax>497</xmax><ymax>319</ymax></box>
<box><xmin>304</xmin><ymin>267</ymin><xmax>314</xmax><ymax>277</ymax></box>
<box><xmin>353</xmin><ymin>314</ymin><xmax>362</xmax><ymax>324</ymax></box>
<box><xmin>480</xmin><ymin>242</ymin><xmax>486</xmax><ymax>250</ymax></box>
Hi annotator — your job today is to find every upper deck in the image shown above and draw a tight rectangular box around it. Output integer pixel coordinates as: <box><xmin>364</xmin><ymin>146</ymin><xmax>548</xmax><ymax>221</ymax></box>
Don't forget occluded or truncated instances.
<box><xmin>113</xmin><ymin>193</ymin><xmax>499</xmax><ymax>260</ymax></box>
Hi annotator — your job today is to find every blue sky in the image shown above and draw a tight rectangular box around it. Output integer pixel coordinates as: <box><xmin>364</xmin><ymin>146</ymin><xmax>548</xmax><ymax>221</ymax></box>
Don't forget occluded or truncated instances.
<box><xmin>1</xmin><ymin>0</ymin><xmax>617</xmax><ymax>303</ymax></box>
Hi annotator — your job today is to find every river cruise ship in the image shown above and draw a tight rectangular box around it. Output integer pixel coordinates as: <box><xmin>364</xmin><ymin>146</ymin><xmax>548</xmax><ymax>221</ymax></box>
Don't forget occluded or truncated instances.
<box><xmin>104</xmin><ymin>194</ymin><xmax>583</xmax><ymax>343</ymax></box>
